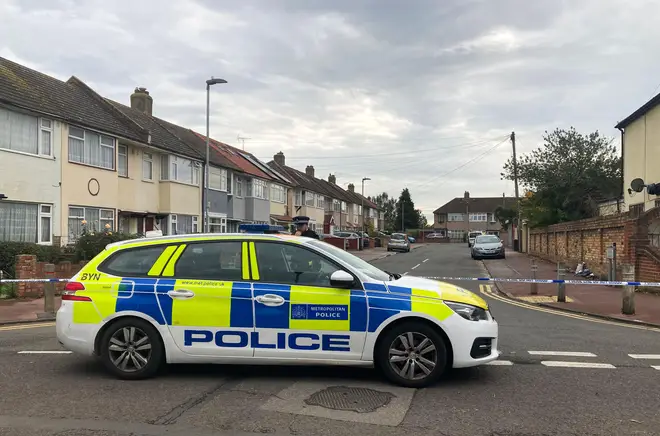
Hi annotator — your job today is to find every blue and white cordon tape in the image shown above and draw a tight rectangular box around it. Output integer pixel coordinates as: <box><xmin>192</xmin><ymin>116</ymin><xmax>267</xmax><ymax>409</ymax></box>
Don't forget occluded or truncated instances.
<box><xmin>1</xmin><ymin>276</ymin><xmax>659</xmax><ymax>287</ymax></box>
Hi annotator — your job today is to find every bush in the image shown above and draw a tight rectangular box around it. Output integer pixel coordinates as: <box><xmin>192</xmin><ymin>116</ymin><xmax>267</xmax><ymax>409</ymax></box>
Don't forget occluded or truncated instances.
<box><xmin>72</xmin><ymin>232</ymin><xmax>139</xmax><ymax>262</ymax></box>
<box><xmin>0</xmin><ymin>242</ymin><xmax>67</xmax><ymax>278</ymax></box>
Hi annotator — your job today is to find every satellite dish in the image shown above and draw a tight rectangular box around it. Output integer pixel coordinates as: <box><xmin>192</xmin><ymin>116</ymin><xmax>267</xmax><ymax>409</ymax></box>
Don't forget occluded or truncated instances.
<box><xmin>630</xmin><ymin>178</ymin><xmax>646</xmax><ymax>193</ymax></box>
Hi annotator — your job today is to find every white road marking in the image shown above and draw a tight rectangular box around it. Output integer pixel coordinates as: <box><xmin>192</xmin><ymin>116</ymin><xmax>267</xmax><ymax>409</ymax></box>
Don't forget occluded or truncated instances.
<box><xmin>541</xmin><ymin>361</ymin><xmax>615</xmax><ymax>369</ymax></box>
<box><xmin>17</xmin><ymin>350</ymin><xmax>72</xmax><ymax>354</ymax></box>
<box><xmin>651</xmin><ymin>366</ymin><xmax>660</xmax><ymax>370</ymax></box>
<box><xmin>422</xmin><ymin>259</ymin><xmax>429</xmax><ymax>263</ymax></box>
<box><xmin>411</xmin><ymin>264</ymin><xmax>420</xmax><ymax>270</ymax></box>
<box><xmin>402</xmin><ymin>272</ymin><xmax>409</xmax><ymax>276</ymax></box>
<box><xmin>486</xmin><ymin>360</ymin><xmax>513</xmax><ymax>366</ymax></box>
<box><xmin>628</xmin><ymin>354</ymin><xmax>660</xmax><ymax>359</ymax></box>
<box><xmin>528</xmin><ymin>351</ymin><xmax>597</xmax><ymax>357</ymax></box>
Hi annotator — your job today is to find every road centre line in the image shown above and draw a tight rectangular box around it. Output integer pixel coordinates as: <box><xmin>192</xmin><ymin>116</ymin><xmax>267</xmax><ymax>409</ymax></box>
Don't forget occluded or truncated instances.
<box><xmin>423</xmin><ymin>259</ymin><xmax>429</xmax><ymax>263</ymax></box>
<box><xmin>541</xmin><ymin>361</ymin><xmax>616</xmax><ymax>369</ymax></box>
<box><xmin>528</xmin><ymin>351</ymin><xmax>597</xmax><ymax>357</ymax></box>
<box><xmin>652</xmin><ymin>366</ymin><xmax>660</xmax><ymax>370</ymax></box>
<box><xmin>477</xmin><ymin>284</ymin><xmax>660</xmax><ymax>333</ymax></box>
<box><xmin>411</xmin><ymin>264</ymin><xmax>420</xmax><ymax>270</ymax></box>
<box><xmin>628</xmin><ymin>354</ymin><xmax>660</xmax><ymax>359</ymax></box>
<box><xmin>17</xmin><ymin>351</ymin><xmax>72</xmax><ymax>354</ymax></box>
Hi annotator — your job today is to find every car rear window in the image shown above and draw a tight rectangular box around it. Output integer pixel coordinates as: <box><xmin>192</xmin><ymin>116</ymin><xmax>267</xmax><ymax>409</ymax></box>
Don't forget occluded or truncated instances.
<box><xmin>99</xmin><ymin>245</ymin><xmax>168</xmax><ymax>276</ymax></box>
<box><xmin>391</xmin><ymin>234</ymin><xmax>405</xmax><ymax>240</ymax></box>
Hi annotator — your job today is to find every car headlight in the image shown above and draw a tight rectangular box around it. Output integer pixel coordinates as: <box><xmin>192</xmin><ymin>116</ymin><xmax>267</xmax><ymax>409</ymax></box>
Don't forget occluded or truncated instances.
<box><xmin>444</xmin><ymin>301</ymin><xmax>489</xmax><ymax>321</ymax></box>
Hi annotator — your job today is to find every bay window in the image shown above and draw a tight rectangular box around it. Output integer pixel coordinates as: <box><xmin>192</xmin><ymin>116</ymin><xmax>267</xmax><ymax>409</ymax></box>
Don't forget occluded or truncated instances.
<box><xmin>294</xmin><ymin>190</ymin><xmax>302</xmax><ymax>206</ymax></box>
<box><xmin>0</xmin><ymin>107</ymin><xmax>53</xmax><ymax>157</ymax></box>
<box><xmin>270</xmin><ymin>184</ymin><xmax>286</xmax><ymax>203</ymax></box>
<box><xmin>68</xmin><ymin>206</ymin><xmax>114</xmax><ymax>242</ymax></box>
<box><xmin>341</xmin><ymin>201</ymin><xmax>347</xmax><ymax>213</ymax></box>
<box><xmin>304</xmin><ymin>191</ymin><xmax>315</xmax><ymax>207</ymax></box>
<box><xmin>333</xmin><ymin>199</ymin><xmax>341</xmax><ymax>212</ymax></box>
<box><xmin>316</xmin><ymin>194</ymin><xmax>324</xmax><ymax>208</ymax></box>
<box><xmin>68</xmin><ymin>126</ymin><xmax>115</xmax><ymax>169</ymax></box>
<box><xmin>248</xmin><ymin>179</ymin><xmax>268</xmax><ymax>199</ymax></box>
<box><xmin>160</xmin><ymin>155</ymin><xmax>200</xmax><ymax>185</ymax></box>
<box><xmin>0</xmin><ymin>202</ymin><xmax>53</xmax><ymax>244</ymax></box>
<box><xmin>209</xmin><ymin>214</ymin><xmax>227</xmax><ymax>233</ymax></box>
<box><xmin>208</xmin><ymin>166</ymin><xmax>228</xmax><ymax>191</ymax></box>
<box><xmin>142</xmin><ymin>152</ymin><xmax>153</xmax><ymax>180</ymax></box>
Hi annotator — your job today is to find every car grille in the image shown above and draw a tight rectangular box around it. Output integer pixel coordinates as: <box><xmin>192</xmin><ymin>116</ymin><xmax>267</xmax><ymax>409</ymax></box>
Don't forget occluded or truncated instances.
<box><xmin>470</xmin><ymin>338</ymin><xmax>493</xmax><ymax>359</ymax></box>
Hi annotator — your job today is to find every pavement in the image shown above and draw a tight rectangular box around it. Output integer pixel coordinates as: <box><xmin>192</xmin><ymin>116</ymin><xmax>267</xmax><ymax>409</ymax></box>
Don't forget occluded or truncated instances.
<box><xmin>483</xmin><ymin>250</ymin><xmax>660</xmax><ymax>326</ymax></box>
<box><xmin>1</xmin><ymin>243</ymin><xmax>660</xmax><ymax>435</ymax></box>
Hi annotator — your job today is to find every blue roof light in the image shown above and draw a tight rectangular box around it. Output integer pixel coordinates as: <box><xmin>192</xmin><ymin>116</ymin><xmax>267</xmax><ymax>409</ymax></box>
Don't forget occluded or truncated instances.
<box><xmin>239</xmin><ymin>223</ymin><xmax>286</xmax><ymax>234</ymax></box>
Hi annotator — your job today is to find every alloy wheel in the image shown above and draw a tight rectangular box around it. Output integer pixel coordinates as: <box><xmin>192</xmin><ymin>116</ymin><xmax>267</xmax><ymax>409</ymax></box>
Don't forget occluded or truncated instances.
<box><xmin>388</xmin><ymin>331</ymin><xmax>438</xmax><ymax>381</ymax></box>
<box><xmin>107</xmin><ymin>326</ymin><xmax>152</xmax><ymax>373</ymax></box>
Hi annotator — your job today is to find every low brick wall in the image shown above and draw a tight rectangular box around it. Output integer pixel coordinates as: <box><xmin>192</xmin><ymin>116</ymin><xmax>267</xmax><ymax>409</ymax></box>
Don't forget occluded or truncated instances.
<box><xmin>14</xmin><ymin>255</ymin><xmax>86</xmax><ymax>298</ymax></box>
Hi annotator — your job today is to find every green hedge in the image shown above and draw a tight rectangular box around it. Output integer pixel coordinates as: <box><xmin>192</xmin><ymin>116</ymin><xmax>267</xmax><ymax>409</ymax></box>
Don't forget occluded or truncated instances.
<box><xmin>0</xmin><ymin>232</ymin><xmax>138</xmax><ymax>279</ymax></box>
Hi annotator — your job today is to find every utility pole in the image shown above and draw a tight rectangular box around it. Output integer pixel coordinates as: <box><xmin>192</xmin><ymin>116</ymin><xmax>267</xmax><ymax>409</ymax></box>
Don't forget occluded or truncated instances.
<box><xmin>511</xmin><ymin>131</ymin><xmax>521</xmax><ymax>252</ymax></box>
<box><xmin>237</xmin><ymin>135</ymin><xmax>250</xmax><ymax>151</ymax></box>
<box><xmin>462</xmin><ymin>191</ymin><xmax>472</xmax><ymax>243</ymax></box>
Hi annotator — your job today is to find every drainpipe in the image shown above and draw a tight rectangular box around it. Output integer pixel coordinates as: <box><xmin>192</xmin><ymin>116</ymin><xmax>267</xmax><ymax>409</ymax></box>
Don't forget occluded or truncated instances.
<box><xmin>617</xmin><ymin>126</ymin><xmax>625</xmax><ymax>202</ymax></box>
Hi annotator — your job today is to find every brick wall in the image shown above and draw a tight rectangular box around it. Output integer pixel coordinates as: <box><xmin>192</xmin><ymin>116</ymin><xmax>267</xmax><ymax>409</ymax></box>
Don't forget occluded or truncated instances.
<box><xmin>14</xmin><ymin>255</ymin><xmax>86</xmax><ymax>298</ymax></box>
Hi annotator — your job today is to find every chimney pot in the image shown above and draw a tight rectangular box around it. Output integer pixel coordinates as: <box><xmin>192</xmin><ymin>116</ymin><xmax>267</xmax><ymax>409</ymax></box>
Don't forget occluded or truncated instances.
<box><xmin>305</xmin><ymin>165</ymin><xmax>315</xmax><ymax>178</ymax></box>
<box><xmin>274</xmin><ymin>151</ymin><xmax>285</xmax><ymax>166</ymax></box>
<box><xmin>130</xmin><ymin>87</ymin><xmax>153</xmax><ymax>116</ymax></box>
<box><xmin>347</xmin><ymin>183</ymin><xmax>355</xmax><ymax>192</ymax></box>
<box><xmin>328</xmin><ymin>173</ymin><xmax>336</xmax><ymax>184</ymax></box>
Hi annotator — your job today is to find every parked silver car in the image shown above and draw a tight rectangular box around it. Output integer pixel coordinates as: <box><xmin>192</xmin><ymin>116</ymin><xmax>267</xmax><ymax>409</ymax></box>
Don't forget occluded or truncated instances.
<box><xmin>471</xmin><ymin>234</ymin><xmax>505</xmax><ymax>259</ymax></box>
<box><xmin>387</xmin><ymin>233</ymin><xmax>411</xmax><ymax>252</ymax></box>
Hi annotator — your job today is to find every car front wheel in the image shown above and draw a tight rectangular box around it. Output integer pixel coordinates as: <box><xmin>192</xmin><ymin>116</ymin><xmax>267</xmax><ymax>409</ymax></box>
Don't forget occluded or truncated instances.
<box><xmin>99</xmin><ymin>317</ymin><xmax>164</xmax><ymax>380</ymax></box>
<box><xmin>375</xmin><ymin>322</ymin><xmax>448</xmax><ymax>388</ymax></box>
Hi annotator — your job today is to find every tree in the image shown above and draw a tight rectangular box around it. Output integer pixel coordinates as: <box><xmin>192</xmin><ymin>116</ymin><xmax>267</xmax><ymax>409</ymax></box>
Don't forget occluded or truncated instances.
<box><xmin>394</xmin><ymin>188</ymin><xmax>420</xmax><ymax>231</ymax></box>
<box><xmin>372</xmin><ymin>192</ymin><xmax>397</xmax><ymax>232</ymax></box>
<box><xmin>501</xmin><ymin>127</ymin><xmax>622</xmax><ymax>227</ymax></box>
<box><xmin>417</xmin><ymin>210</ymin><xmax>428</xmax><ymax>228</ymax></box>
<box><xmin>494</xmin><ymin>206</ymin><xmax>517</xmax><ymax>231</ymax></box>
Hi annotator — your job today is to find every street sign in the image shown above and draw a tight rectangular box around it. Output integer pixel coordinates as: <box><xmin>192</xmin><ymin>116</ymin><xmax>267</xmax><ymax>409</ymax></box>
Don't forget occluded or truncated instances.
<box><xmin>606</xmin><ymin>246</ymin><xmax>615</xmax><ymax>259</ymax></box>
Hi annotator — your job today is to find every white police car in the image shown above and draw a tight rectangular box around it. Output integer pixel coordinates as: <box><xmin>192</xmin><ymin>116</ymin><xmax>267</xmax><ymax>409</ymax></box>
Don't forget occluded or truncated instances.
<box><xmin>56</xmin><ymin>224</ymin><xmax>499</xmax><ymax>388</ymax></box>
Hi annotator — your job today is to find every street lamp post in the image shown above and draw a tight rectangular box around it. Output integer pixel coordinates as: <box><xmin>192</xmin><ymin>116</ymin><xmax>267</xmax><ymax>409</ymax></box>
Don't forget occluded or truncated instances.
<box><xmin>204</xmin><ymin>77</ymin><xmax>227</xmax><ymax>233</ymax></box>
<box><xmin>361</xmin><ymin>177</ymin><xmax>370</xmax><ymax>236</ymax></box>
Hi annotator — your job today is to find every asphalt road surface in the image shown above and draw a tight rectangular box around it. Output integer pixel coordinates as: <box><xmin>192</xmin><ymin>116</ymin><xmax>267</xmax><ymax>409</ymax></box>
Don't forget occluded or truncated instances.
<box><xmin>2</xmin><ymin>244</ymin><xmax>660</xmax><ymax>436</ymax></box>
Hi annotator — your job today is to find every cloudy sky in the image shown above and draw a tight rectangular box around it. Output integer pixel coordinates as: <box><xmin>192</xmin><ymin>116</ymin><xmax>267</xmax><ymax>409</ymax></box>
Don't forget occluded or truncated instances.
<box><xmin>2</xmin><ymin>0</ymin><xmax>659</xmax><ymax>220</ymax></box>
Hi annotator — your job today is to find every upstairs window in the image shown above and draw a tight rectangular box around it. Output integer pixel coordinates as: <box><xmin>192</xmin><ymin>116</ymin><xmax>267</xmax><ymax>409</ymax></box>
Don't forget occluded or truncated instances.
<box><xmin>159</xmin><ymin>155</ymin><xmax>200</xmax><ymax>185</ymax></box>
<box><xmin>68</xmin><ymin>126</ymin><xmax>115</xmax><ymax>170</ymax></box>
<box><xmin>0</xmin><ymin>107</ymin><xmax>53</xmax><ymax>157</ymax></box>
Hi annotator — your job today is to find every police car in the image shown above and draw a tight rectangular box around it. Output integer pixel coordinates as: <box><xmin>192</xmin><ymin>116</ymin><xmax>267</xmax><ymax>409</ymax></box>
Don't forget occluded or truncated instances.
<box><xmin>56</xmin><ymin>224</ymin><xmax>499</xmax><ymax>388</ymax></box>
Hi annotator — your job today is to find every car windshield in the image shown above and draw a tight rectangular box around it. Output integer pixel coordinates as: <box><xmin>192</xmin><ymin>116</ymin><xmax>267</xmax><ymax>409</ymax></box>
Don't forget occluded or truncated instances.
<box><xmin>391</xmin><ymin>234</ymin><xmax>406</xmax><ymax>240</ymax></box>
<box><xmin>469</xmin><ymin>233</ymin><xmax>481</xmax><ymax>238</ymax></box>
<box><xmin>476</xmin><ymin>235</ymin><xmax>500</xmax><ymax>244</ymax></box>
<box><xmin>306</xmin><ymin>239</ymin><xmax>391</xmax><ymax>281</ymax></box>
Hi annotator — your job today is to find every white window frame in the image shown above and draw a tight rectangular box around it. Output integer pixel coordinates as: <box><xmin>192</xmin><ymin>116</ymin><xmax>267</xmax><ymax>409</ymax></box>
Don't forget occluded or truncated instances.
<box><xmin>294</xmin><ymin>190</ymin><xmax>302</xmax><ymax>206</ymax></box>
<box><xmin>341</xmin><ymin>201</ymin><xmax>347</xmax><ymax>213</ymax></box>
<box><xmin>469</xmin><ymin>213</ymin><xmax>488</xmax><ymax>222</ymax></box>
<box><xmin>208</xmin><ymin>166</ymin><xmax>228</xmax><ymax>191</ymax></box>
<box><xmin>333</xmin><ymin>199</ymin><xmax>341</xmax><ymax>212</ymax></box>
<box><xmin>67</xmin><ymin>126</ymin><xmax>116</xmax><ymax>170</ymax></box>
<box><xmin>170</xmin><ymin>214</ymin><xmax>178</xmax><ymax>235</ymax></box>
<box><xmin>235</xmin><ymin>176</ymin><xmax>243</xmax><ymax>197</ymax></box>
<box><xmin>304</xmin><ymin>191</ymin><xmax>315</xmax><ymax>207</ymax></box>
<box><xmin>118</xmin><ymin>145</ymin><xmax>128</xmax><ymax>177</ymax></box>
<box><xmin>316</xmin><ymin>194</ymin><xmax>324</xmax><ymax>209</ymax></box>
<box><xmin>448</xmin><ymin>213</ymin><xmax>464</xmax><ymax>222</ymax></box>
<box><xmin>192</xmin><ymin>216</ymin><xmax>199</xmax><ymax>233</ymax></box>
<box><xmin>67</xmin><ymin>206</ymin><xmax>115</xmax><ymax>242</ymax></box>
<box><xmin>209</xmin><ymin>213</ymin><xmax>228</xmax><ymax>233</ymax></box>
<box><xmin>270</xmin><ymin>184</ymin><xmax>286</xmax><ymax>203</ymax></box>
<box><xmin>0</xmin><ymin>107</ymin><xmax>54</xmax><ymax>158</ymax></box>
<box><xmin>249</xmin><ymin>179</ymin><xmax>268</xmax><ymax>199</ymax></box>
<box><xmin>160</xmin><ymin>155</ymin><xmax>200</xmax><ymax>185</ymax></box>
<box><xmin>142</xmin><ymin>151</ymin><xmax>153</xmax><ymax>181</ymax></box>
<box><xmin>38</xmin><ymin>204</ymin><xmax>53</xmax><ymax>245</ymax></box>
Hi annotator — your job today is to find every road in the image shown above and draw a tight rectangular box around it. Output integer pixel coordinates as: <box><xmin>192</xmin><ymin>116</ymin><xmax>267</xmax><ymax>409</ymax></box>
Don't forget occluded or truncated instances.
<box><xmin>1</xmin><ymin>244</ymin><xmax>660</xmax><ymax>436</ymax></box>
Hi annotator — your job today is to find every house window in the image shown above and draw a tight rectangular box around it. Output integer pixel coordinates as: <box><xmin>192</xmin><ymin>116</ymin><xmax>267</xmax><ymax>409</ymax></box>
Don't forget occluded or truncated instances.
<box><xmin>235</xmin><ymin>177</ymin><xmax>243</xmax><ymax>197</ymax></box>
<box><xmin>209</xmin><ymin>215</ymin><xmax>227</xmax><ymax>233</ymax></box>
<box><xmin>294</xmin><ymin>190</ymin><xmax>302</xmax><ymax>206</ymax></box>
<box><xmin>469</xmin><ymin>213</ymin><xmax>487</xmax><ymax>222</ymax></box>
<box><xmin>0</xmin><ymin>202</ymin><xmax>53</xmax><ymax>244</ymax></box>
<box><xmin>170</xmin><ymin>214</ymin><xmax>200</xmax><ymax>235</ymax></box>
<box><xmin>304</xmin><ymin>191</ymin><xmax>315</xmax><ymax>207</ymax></box>
<box><xmin>118</xmin><ymin>145</ymin><xmax>128</xmax><ymax>177</ymax></box>
<box><xmin>316</xmin><ymin>194</ymin><xmax>324</xmax><ymax>209</ymax></box>
<box><xmin>68</xmin><ymin>126</ymin><xmax>115</xmax><ymax>170</ymax></box>
<box><xmin>341</xmin><ymin>201</ymin><xmax>347</xmax><ymax>213</ymax></box>
<box><xmin>160</xmin><ymin>155</ymin><xmax>200</xmax><ymax>185</ymax></box>
<box><xmin>248</xmin><ymin>179</ymin><xmax>268</xmax><ymax>199</ymax></box>
<box><xmin>0</xmin><ymin>107</ymin><xmax>54</xmax><ymax>157</ymax></box>
<box><xmin>142</xmin><ymin>152</ymin><xmax>153</xmax><ymax>180</ymax></box>
<box><xmin>208</xmin><ymin>167</ymin><xmax>228</xmax><ymax>191</ymax></box>
<box><xmin>448</xmin><ymin>213</ymin><xmax>463</xmax><ymax>221</ymax></box>
<box><xmin>68</xmin><ymin>206</ymin><xmax>115</xmax><ymax>242</ymax></box>
<box><xmin>270</xmin><ymin>184</ymin><xmax>286</xmax><ymax>203</ymax></box>
<box><xmin>333</xmin><ymin>199</ymin><xmax>341</xmax><ymax>212</ymax></box>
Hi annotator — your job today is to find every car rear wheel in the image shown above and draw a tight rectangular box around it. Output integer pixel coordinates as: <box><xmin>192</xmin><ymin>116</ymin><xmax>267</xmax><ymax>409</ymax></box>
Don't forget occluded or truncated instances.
<box><xmin>99</xmin><ymin>317</ymin><xmax>164</xmax><ymax>380</ymax></box>
<box><xmin>375</xmin><ymin>322</ymin><xmax>447</xmax><ymax>388</ymax></box>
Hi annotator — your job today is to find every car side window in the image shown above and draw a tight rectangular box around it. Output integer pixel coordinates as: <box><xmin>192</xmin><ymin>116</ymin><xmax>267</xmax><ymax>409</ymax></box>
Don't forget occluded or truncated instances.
<box><xmin>254</xmin><ymin>242</ymin><xmax>342</xmax><ymax>287</ymax></box>
<box><xmin>100</xmin><ymin>245</ymin><xmax>168</xmax><ymax>276</ymax></box>
<box><xmin>174</xmin><ymin>241</ymin><xmax>243</xmax><ymax>281</ymax></box>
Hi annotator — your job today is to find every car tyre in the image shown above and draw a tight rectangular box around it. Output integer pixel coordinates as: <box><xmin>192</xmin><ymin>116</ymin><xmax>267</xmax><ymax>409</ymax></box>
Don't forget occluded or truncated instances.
<box><xmin>99</xmin><ymin>317</ymin><xmax>164</xmax><ymax>380</ymax></box>
<box><xmin>375</xmin><ymin>321</ymin><xmax>448</xmax><ymax>388</ymax></box>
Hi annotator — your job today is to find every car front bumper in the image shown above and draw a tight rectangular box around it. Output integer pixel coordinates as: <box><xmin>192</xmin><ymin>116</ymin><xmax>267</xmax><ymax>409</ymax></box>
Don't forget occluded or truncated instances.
<box><xmin>445</xmin><ymin>313</ymin><xmax>500</xmax><ymax>368</ymax></box>
<box><xmin>473</xmin><ymin>250</ymin><xmax>504</xmax><ymax>258</ymax></box>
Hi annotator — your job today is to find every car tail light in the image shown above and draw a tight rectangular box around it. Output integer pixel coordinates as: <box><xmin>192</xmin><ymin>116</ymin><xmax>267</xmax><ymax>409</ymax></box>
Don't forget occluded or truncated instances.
<box><xmin>62</xmin><ymin>282</ymin><xmax>92</xmax><ymax>301</ymax></box>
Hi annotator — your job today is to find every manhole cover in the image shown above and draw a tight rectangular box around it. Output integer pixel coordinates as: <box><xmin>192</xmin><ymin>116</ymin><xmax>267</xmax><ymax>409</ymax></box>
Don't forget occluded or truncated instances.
<box><xmin>304</xmin><ymin>386</ymin><xmax>395</xmax><ymax>413</ymax></box>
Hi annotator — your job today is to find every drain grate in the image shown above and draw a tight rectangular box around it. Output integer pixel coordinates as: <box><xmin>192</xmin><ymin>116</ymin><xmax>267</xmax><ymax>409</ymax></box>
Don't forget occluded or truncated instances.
<box><xmin>304</xmin><ymin>386</ymin><xmax>395</xmax><ymax>413</ymax></box>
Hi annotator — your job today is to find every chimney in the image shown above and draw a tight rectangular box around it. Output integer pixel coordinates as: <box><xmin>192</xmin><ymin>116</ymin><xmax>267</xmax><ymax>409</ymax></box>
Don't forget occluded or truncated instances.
<box><xmin>130</xmin><ymin>87</ymin><xmax>153</xmax><ymax>116</ymax></box>
<box><xmin>305</xmin><ymin>165</ymin><xmax>315</xmax><ymax>177</ymax></box>
<box><xmin>274</xmin><ymin>151</ymin><xmax>285</xmax><ymax>166</ymax></box>
<box><xmin>347</xmin><ymin>183</ymin><xmax>355</xmax><ymax>193</ymax></box>
<box><xmin>328</xmin><ymin>173</ymin><xmax>336</xmax><ymax>184</ymax></box>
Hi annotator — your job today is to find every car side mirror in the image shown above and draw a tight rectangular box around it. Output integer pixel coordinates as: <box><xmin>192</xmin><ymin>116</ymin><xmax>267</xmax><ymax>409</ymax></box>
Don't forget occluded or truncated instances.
<box><xmin>330</xmin><ymin>270</ymin><xmax>355</xmax><ymax>288</ymax></box>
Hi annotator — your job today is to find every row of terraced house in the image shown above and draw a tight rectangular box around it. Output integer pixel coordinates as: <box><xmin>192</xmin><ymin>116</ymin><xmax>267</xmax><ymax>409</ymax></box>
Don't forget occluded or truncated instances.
<box><xmin>0</xmin><ymin>57</ymin><xmax>384</xmax><ymax>245</ymax></box>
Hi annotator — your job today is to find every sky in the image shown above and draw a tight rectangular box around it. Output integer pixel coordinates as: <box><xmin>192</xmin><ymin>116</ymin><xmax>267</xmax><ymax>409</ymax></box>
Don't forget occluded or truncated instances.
<box><xmin>2</xmin><ymin>0</ymin><xmax>660</xmax><ymax>221</ymax></box>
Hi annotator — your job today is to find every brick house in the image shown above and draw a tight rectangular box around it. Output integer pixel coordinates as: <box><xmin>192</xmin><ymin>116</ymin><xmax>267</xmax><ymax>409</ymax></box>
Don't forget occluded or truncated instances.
<box><xmin>433</xmin><ymin>195</ymin><xmax>517</xmax><ymax>243</ymax></box>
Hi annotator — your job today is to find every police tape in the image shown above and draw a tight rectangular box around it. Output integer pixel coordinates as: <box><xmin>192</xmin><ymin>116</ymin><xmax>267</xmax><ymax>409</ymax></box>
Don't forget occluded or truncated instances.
<box><xmin>1</xmin><ymin>276</ymin><xmax>659</xmax><ymax>287</ymax></box>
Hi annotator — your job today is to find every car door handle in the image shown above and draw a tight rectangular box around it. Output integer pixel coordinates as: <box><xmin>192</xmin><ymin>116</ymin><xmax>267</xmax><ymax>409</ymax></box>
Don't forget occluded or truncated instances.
<box><xmin>255</xmin><ymin>294</ymin><xmax>285</xmax><ymax>306</ymax></box>
<box><xmin>167</xmin><ymin>289</ymin><xmax>195</xmax><ymax>299</ymax></box>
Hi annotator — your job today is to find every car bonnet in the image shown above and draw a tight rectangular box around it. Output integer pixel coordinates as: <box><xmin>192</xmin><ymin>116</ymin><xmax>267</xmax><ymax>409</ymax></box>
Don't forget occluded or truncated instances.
<box><xmin>387</xmin><ymin>275</ymin><xmax>488</xmax><ymax>310</ymax></box>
